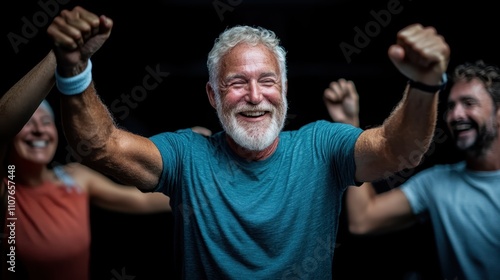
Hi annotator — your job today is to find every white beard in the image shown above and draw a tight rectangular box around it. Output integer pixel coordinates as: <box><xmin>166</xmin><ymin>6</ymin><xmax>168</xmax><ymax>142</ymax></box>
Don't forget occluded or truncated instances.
<box><xmin>215</xmin><ymin>94</ymin><xmax>287</xmax><ymax>151</ymax></box>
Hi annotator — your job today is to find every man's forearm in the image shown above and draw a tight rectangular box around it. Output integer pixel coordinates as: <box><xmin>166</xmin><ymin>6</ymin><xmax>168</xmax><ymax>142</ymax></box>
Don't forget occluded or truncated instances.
<box><xmin>60</xmin><ymin>82</ymin><xmax>117</xmax><ymax>164</ymax></box>
<box><xmin>381</xmin><ymin>85</ymin><xmax>439</xmax><ymax>172</ymax></box>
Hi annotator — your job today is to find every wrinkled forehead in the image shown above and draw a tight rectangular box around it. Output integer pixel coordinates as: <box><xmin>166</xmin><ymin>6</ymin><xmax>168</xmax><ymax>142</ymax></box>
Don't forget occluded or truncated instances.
<box><xmin>221</xmin><ymin>44</ymin><xmax>281</xmax><ymax>75</ymax></box>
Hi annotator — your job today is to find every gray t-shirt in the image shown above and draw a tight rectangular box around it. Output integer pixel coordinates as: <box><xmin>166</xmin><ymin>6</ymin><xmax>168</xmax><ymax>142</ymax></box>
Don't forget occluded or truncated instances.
<box><xmin>401</xmin><ymin>161</ymin><xmax>500</xmax><ymax>280</ymax></box>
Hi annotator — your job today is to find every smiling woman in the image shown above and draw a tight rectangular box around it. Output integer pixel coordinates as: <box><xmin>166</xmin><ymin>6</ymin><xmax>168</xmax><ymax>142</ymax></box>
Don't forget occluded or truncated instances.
<box><xmin>1</xmin><ymin>100</ymin><xmax>172</xmax><ymax>280</ymax></box>
<box><xmin>11</xmin><ymin>101</ymin><xmax>58</xmax><ymax>166</ymax></box>
<box><xmin>0</xmin><ymin>52</ymin><xmax>172</xmax><ymax>280</ymax></box>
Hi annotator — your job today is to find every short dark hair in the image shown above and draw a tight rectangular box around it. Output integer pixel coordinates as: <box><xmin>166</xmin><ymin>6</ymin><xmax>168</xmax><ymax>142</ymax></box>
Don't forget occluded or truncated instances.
<box><xmin>453</xmin><ymin>60</ymin><xmax>500</xmax><ymax>110</ymax></box>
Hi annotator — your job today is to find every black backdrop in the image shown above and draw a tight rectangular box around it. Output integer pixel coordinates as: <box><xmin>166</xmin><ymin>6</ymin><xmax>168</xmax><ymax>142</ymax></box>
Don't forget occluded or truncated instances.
<box><xmin>2</xmin><ymin>0</ymin><xmax>498</xmax><ymax>279</ymax></box>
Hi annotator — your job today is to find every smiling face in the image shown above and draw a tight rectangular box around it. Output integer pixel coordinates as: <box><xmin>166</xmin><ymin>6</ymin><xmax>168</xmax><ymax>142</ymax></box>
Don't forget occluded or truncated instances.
<box><xmin>208</xmin><ymin>43</ymin><xmax>287</xmax><ymax>151</ymax></box>
<box><xmin>10</xmin><ymin>105</ymin><xmax>58</xmax><ymax>167</ymax></box>
<box><xmin>446</xmin><ymin>78</ymin><xmax>498</xmax><ymax>156</ymax></box>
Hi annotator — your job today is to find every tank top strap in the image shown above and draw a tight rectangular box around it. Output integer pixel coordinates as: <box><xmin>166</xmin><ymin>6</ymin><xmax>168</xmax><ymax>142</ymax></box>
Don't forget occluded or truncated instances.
<box><xmin>53</xmin><ymin>165</ymin><xmax>82</xmax><ymax>193</ymax></box>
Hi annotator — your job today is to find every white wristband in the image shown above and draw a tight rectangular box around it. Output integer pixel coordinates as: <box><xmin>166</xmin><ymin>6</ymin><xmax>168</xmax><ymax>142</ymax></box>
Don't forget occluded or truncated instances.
<box><xmin>55</xmin><ymin>60</ymin><xmax>93</xmax><ymax>95</ymax></box>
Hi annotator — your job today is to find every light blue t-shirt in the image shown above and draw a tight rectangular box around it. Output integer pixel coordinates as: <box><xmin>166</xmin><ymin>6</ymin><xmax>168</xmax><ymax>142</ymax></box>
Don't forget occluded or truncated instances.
<box><xmin>401</xmin><ymin>161</ymin><xmax>500</xmax><ymax>280</ymax></box>
<box><xmin>150</xmin><ymin>120</ymin><xmax>362</xmax><ymax>279</ymax></box>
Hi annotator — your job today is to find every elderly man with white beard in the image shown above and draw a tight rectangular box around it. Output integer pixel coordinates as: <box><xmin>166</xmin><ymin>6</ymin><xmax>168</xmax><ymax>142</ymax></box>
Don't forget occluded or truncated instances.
<box><xmin>47</xmin><ymin>6</ymin><xmax>450</xmax><ymax>280</ymax></box>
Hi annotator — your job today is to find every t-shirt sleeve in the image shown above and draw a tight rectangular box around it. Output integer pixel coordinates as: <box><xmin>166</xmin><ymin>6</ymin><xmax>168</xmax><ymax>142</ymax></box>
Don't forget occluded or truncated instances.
<box><xmin>400</xmin><ymin>168</ymin><xmax>436</xmax><ymax>222</ymax></box>
<box><xmin>314</xmin><ymin>120</ymin><xmax>363</xmax><ymax>191</ymax></box>
<box><xmin>149</xmin><ymin>128</ymin><xmax>193</xmax><ymax>195</ymax></box>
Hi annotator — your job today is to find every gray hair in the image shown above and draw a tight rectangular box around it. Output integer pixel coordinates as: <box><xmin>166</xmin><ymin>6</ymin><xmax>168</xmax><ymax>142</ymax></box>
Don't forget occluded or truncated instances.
<box><xmin>207</xmin><ymin>25</ymin><xmax>288</xmax><ymax>94</ymax></box>
<box><xmin>39</xmin><ymin>99</ymin><xmax>54</xmax><ymax>120</ymax></box>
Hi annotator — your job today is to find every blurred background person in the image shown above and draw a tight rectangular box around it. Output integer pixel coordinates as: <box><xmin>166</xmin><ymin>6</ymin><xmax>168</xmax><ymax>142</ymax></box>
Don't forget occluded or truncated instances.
<box><xmin>324</xmin><ymin>61</ymin><xmax>500</xmax><ymax>280</ymax></box>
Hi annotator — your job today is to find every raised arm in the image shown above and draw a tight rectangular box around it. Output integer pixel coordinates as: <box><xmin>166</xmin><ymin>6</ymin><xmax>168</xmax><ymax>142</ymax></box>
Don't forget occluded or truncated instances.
<box><xmin>0</xmin><ymin>51</ymin><xmax>56</xmax><ymax>158</ymax></box>
<box><xmin>65</xmin><ymin>163</ymin><xmax>171</xmax><ymax>214</ymax></box>
<box><xmin>354</xmin><ymin>23</ymin><xmax>449</xmax><ymax>183</ymax></box>
<box><xmin>47</xmin><ymin>6</ymin><xmax>162</xmax><ymax>191</ymax></box>
<box><xmin>324</xmin><ymin>79</ymin><xmax>417</xmax><ymax>234</ymax></box>
<box><xmin>323</xmin><ymin>78</ymin><xmax>359</xmax><ymax>127</ymax></box>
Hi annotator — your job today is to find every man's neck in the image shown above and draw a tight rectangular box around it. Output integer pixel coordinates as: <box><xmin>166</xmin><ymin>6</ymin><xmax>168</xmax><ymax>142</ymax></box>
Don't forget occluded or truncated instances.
<box><xmin>465</xmin><ymin>140</ymin><xmax>500</xmax><ymax>171</ymax></box>
<box><xmin>226</xmin><ymin>135</ymin><xmax>279</xmax><ymax>161</ymax></box>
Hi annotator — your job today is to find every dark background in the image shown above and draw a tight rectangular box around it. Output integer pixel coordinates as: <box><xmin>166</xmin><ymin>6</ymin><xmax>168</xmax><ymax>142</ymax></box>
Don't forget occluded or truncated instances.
<box><xmin>2</xmin><ymin>0</ymin><xmax>498</xmax><ymax>279</ymax></box>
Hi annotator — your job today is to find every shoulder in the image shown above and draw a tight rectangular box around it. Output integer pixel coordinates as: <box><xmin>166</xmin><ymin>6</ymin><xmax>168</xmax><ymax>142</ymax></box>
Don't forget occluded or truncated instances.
<box><xmin>62</xmin><ymin>162</ymin><xmax>92</xmax><ymax>175</ymax></box>
<box><xmin>417</xmin><ymin>161</ymin><xmax>465</xmax><ymax>176</ymax></box>
<box><xmin>401</xmin><ymin>162</ymin><xmax>464</xmax><ymax>193</ymax></box>
<box><xmin>288</xmin><ymin>120</ymin><xmax>363</xmax><ymax>143</ymax></box>
<box><xmin>151</xmin><ymin>128</ymin><xmax>219</xmax><ymax>152</ymax></box>
<box><xmin>289</xmin><ymin>120</ymin><xmax>361</xmax><ymax>134</ymax></box>
<box><xmin>150</xmin><ymin>128</ymin><xmax>193</xmax><ymax>144</ymax></box>
<box><xmin>56</xmin><ymin>163</ymin><xmax>98</xmax><ymax>192</ymax></box>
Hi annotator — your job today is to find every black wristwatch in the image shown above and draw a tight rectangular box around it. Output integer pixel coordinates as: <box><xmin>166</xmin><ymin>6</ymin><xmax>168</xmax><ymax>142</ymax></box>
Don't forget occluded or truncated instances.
<box><xmin>407</xmin><ymin>73</ymin><xmax>448</xmax><ymax>93</ymax></box>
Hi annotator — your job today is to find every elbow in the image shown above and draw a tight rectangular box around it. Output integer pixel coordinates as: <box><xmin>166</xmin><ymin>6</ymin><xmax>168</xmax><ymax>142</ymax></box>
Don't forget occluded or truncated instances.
<box><xmin>391</xmin><ymin>135</ymin><xmax>434</xmax><ymax>171</ymax></box>
<box><xmin>378</xmin><ymin>129</ymin><xmax>433</xmax><ymax>172</ymax></box>
<box><xmin>75</xmin><ymin>142</ymin><xmax>112</xmax><ymax>171</ymax></box>
<box><xmin>383</xmin><ymin>148</ymin><xmax>425</xmax><ymax>174</ymax></box>
<box><xmin>348</xmin><ymin>223</ymin><xmax>363</xmax><ymax>235</ymax></box>
<box><xmin>64</xmin><ymin>121</ymin><xmax>117</xmax><ymax>161</ymax></box>
<box><xmin>75</xmin><ymin>130</ymin><xmax>119</xmax><ymax>165</ymax></box>
<box><xmin>348</xmin><ymin>218</ymin><xmax>373</xmax><ymax>235</ymax></box>
<box><xmin>399</xmin><ymin>153</ymin><xmax>424</xmax><ymax>170</ymax></box>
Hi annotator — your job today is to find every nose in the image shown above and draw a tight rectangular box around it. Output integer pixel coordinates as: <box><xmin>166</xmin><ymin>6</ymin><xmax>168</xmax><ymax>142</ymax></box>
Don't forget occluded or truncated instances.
<box><xmin>245</xmin><ymin>80</ymin><xmax>264</xmax><ymax>104</ymax></box>
<box><xmin>447</xmin><ymin>103</ymin><xmax>466</xmax><ymax>122</ymax></box>
<box><xmin>31</xmin><ymin>121</ymin><xmax>45</xmax><ymax>134</ymax></box>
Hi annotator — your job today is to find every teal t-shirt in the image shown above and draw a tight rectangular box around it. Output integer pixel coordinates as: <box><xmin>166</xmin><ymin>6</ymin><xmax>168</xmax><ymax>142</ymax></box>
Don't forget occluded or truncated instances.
<box><xmin>150</xmin><ymin>120</ymin><xmax>362</xmax><ymax>279</ymax></box>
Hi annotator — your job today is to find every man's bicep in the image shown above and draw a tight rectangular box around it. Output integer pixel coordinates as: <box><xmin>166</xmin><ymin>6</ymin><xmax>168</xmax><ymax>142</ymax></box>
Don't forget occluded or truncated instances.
<box><xmin>105</xmin><ymin>130</ymin><xmax>163</xmax><ymax>191</ymax></box>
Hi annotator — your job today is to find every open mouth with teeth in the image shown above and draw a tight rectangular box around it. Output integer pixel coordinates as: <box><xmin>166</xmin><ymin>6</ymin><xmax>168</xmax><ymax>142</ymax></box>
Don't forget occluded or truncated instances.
<box><xmin>240</xmin><ymin>111</ymin><xmax>267</xmax><ymax>118</ymax></box>
<box><xmin>27</xmin><ymin>140</ymin><xmax>49</xmax><ymax>148</ymax></box>
<box><xmin>452</xmin><ymin>122</ymin><xmax>475</xmax><ymax>138</ymax></box>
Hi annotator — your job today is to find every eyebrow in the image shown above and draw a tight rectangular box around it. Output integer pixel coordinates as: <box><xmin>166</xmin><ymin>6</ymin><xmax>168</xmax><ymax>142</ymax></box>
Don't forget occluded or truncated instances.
<box><xmin>225</xmin><ymin>71</ymin><xmax>278</xmax><ymax>81</ymax></box>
